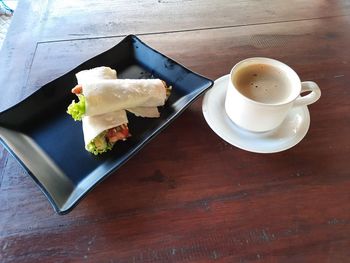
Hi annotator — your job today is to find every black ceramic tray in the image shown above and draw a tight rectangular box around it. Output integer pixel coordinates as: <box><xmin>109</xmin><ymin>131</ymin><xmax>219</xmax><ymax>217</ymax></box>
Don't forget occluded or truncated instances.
<box><xmin>0</xmin><ymin>35</ymin><xmax>213</xmax><ymax>214</ymax></box>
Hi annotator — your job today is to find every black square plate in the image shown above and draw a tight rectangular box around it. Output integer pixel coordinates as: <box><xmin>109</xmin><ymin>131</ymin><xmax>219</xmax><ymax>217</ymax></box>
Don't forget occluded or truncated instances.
<box><xmin>0</xmin><ymin>35</ymin><xmax>213</xmax><ymax>214</ymax></box>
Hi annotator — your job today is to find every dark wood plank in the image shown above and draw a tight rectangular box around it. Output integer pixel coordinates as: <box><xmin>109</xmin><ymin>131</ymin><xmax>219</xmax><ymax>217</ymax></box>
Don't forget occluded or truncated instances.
<box><xmin>37</xmin><ymin>0</ymin><xmax>350</xmax><ymax>42</ymax></box>
<box><xmin>1</xmin><ymin>14</ymin><xmax>350</xmax><ymax>262</ymax></box>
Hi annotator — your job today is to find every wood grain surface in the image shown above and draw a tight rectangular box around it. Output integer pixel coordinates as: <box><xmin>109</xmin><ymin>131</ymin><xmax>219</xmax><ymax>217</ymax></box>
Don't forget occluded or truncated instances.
<box><xmin>1</xmin><ymin>0</ymin><xmax>350</xmax><ymax>262</ymax></box>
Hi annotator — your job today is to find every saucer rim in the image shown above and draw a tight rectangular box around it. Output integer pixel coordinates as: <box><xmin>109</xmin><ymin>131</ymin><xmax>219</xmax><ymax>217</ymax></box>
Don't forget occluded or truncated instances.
<box><xmin>202</xmin><ymin>74</ymin><xmax>310</xmax><ymax>153</ymax></box>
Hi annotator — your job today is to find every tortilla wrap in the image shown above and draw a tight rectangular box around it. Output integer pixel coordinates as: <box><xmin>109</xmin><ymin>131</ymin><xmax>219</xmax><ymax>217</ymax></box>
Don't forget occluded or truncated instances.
<box><xmin>83</xmin><ymin>79</ymin><xmax>166</xmax><ymax>117</ymax></box>
<box><xmin>77</xmin><ymin>67</ymin><xmax>160</xmax><ymax>118</ymax></box>
<box><xmin>82</xmin><ymin>110</ymin><xmax>128</xmax><ymax>146</ymax></box>
<box><xmin>76</xmin><ymin>66</ymin><xmax>117</xmax><ymax>84</ymax></box>
<box><xmin>126</xmin><ymin>107</ymin><xmax>160</xmax><ymax>118</ymax></box>
<box><xmin>77</xmin><ymin>67</ymin><xmax>128</xmax><ymax>147</ymax></box>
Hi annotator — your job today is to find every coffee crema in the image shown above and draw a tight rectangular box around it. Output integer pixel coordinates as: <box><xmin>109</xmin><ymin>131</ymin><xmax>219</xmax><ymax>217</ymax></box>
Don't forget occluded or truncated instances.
<box><xmin>233</xmin><ymin>63</ymin><xmax>293</xmax><ymax>104</ymax></box>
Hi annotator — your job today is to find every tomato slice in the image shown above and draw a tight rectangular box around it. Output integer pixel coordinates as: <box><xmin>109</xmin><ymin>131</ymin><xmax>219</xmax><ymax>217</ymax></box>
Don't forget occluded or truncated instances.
<box><xmin>120</xmin><ymin>127</ymin><xmax>129</xmax><ymax>137</ymax></box>
<box><xmin>106</xmin><ymin>126</ymin><xmax>129</xmax><ymax>143</ymax></box>
<box><xmin>71</xmin><ymin>85</ymin><xmax>82</xmax><ymax>94</ymax></box>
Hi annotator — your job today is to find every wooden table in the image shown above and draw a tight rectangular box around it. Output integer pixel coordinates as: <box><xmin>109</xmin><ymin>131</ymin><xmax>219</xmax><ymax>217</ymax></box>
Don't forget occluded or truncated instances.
<box><xmin>1</xmin><ymin>1</ymin><xmax>350</xmax><ymax>262</ymax></box>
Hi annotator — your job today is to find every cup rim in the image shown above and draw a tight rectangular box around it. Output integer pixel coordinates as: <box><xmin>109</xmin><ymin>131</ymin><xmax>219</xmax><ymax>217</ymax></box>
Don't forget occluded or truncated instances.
<box><xmin>230</xmin><ymin>57</ymin><xmax>301</xmax><ymax>107</ymax></box>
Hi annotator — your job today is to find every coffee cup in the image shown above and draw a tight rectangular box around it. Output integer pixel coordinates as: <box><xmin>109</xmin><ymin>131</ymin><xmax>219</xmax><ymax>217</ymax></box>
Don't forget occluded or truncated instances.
<box><xmin>225</xmin><ymin>57</ymin><xmax>321</xmax><ymax>132</ymax></box>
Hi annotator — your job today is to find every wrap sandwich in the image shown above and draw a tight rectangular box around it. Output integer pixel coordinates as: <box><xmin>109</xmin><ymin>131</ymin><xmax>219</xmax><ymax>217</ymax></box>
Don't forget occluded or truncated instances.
<box><xmin>75</xmin><ymin>67</ymin><xmax>130</xmax><ymax>155</ymax></box>
<box><xmin>68</xmin><ymin>67</ymin><xmax>171</xmax><ymax>155</ymax></box>
<box><xmin>67</xmin><ymin>78</ymin><xmax>169</xmax><ymax>121</ymax></box>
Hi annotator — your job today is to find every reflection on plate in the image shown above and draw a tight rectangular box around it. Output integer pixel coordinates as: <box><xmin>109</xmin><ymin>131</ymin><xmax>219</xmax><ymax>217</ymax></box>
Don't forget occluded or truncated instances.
<box><xmin>202</xmin><ymin>75</ymin><xmax>310</xmax><ymax>153</ymax></box>
<box><xmin>0</xmin><ymin>35</ymin><xmax>213</xmax><ymax>214</ymax></box>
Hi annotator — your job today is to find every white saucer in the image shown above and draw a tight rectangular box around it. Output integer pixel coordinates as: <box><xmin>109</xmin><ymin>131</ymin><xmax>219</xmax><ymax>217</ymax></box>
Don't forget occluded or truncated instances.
<box><xmin>202</xmin><ymin>75</ymin><xmax>310</xmax><ymax>153</ymax></box>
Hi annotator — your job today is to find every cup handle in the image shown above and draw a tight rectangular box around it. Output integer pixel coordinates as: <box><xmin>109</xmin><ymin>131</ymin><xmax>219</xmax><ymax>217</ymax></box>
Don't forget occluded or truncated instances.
<box><xmin>293</xmin><ymin>81</ymin><xmax>321</xmax><ymax>107</ymax></box>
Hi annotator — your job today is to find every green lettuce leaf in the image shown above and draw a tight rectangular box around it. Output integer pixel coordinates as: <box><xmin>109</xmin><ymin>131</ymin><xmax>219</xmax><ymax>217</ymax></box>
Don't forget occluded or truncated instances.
<box><xmin>85</xmin><ymin>131</ymin><xmax>114</xmax><ymax>155</ymax></box>
<box><xmin>67</xmin><ymin>94</ymin><xmax>86</xmax><ymax>121</ymax></box>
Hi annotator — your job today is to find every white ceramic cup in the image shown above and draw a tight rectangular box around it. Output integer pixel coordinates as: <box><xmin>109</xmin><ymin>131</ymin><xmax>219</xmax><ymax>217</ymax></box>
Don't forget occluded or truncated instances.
<box><xmin>225</xmin><ymin>57</ymin><xmax>321</xmax><ymax>132</ymax></box>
